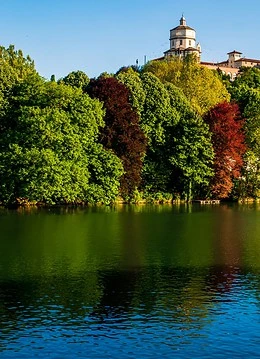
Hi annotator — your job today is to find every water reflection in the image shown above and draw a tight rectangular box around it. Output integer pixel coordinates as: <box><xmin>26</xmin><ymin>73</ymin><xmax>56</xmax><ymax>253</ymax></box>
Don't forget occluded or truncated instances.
<box><xmin>0</xmin><ymin>204</ymin><xmax>260</xmax><ymax>358</ymax></box>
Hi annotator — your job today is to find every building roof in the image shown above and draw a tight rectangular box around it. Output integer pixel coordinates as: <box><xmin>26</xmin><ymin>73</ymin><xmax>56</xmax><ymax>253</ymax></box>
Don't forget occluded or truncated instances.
<box><xmin>235</xmin><ymin>57</ymin><xmax>260</xmax><ymax>63</ymax></box>
<box><xmin>171</xmin><ymin>15</ymin><xmax>195</xmax><ymax>31</ymax></box>
<box><xmin>217</xmin><ymin>60</ymin><xmax>228</xmax><ymax>65</ymax></box>
<box><xmin>184</xmin><ymin>46</ymin><xmax>200</xmax><ymax>52</ymax></box>
<box><xmin>200</xmin><ymin>61</ymin><xmax>217</xmax><ymax>66</ymax></box>
<box><xmin>164</xmin><ymin>46</ymin><xmax>199</xmax><ymax>54</ymax></box>
<box><xmin>171</xmin><ymin>25</ymin><xmax>195</xmax><ymax>31</ymax></box>
<box><xmin>227</xmin><ymin>50</ymin><xmax>242</xmax><ymax>55</ymax></box>
<box><xmin>153</xmin><ymin>56</ymin><xmax>165</xmax><ymax>61</ymax></box>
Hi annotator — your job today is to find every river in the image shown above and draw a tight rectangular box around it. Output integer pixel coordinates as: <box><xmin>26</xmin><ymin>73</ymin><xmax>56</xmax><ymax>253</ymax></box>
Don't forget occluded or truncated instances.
<box><xmin>0</xmin><ymin>203</ymin><xmax>259</xmax><ymax>358</ymax></box>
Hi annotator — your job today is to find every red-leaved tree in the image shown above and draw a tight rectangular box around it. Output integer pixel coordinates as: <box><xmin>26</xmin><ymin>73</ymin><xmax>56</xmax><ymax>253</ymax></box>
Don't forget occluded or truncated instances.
<box><xmin>204</xmin><ymin>102</ymin><xmax>246</xmax><ymax>198</ymax></box>
<box><xmin>87</xmin><ymin>77</ymin><xmax>147</xmax><ymax>197</ymax></box>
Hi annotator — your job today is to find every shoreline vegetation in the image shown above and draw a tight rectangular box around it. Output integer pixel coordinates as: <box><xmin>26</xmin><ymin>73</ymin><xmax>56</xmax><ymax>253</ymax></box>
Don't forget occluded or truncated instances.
<box><xmin>3</xmin><ymin>196</ymin><xmax>259</xmax><ymax>209</ymax></box>
<box><xmin>0</xmin><ymin>45</ymin><xmax>260</xmax><ymax>208</ymax></box>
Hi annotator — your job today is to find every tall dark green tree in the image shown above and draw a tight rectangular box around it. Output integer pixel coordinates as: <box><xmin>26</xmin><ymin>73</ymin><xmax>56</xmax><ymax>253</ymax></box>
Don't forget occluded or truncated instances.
<box><xmin>229</xmin><ymin>68</ymin><xmax>260</xmax><ymax>199</ymax></box>
<box><xmin>140</xmin><ymin>74</ymin><xmax>213</xmax><ymax>201</ymax></box>
<box><xmin>166</xmin><ymin>84</ymin><xmax>214</xmax><ymax>201</ymax></box>
<box><xmin>238</xmin><ymin>90</ymin><xmax>260</xmax><ymax>198</ymax></box>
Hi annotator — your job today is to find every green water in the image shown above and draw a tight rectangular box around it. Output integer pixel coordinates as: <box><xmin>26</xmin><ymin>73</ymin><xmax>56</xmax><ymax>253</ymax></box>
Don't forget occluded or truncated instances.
<box><xmin>0</xmin><ymin>203</ymin><xmax>260</xmax><ymax>358</ymax></box>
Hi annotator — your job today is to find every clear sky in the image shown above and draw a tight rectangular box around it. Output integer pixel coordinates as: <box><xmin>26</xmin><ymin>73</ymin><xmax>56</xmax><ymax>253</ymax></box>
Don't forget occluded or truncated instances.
<box><xmin>1</xmin><ymin>0</ymin><xmax>260</xmax><ymax>80</ymax></box>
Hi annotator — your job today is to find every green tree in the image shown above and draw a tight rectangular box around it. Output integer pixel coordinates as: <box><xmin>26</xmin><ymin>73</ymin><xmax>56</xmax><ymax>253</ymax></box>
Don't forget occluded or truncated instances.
<box><xmin>58</xmin><ymin>70</ymin><xmax>90</xmax><ymax>90</ymax></box>
<box><xmin>116</xmin><ymin>67</ymin><xmax>146</xmax><ymax>117</ymax></box>
<box><xmin>230</xmin><ymin>70</ymin><xmax>260</xmax><ymax>199</ymax></box>
<box><xmin>142</xmin><ymin>57</ymin><xmax>230</xmax><ymax>115</ymax></box>
<box><xmin>140</xmin><ymin>72</ymin><xmax>176</xmax><ymax>145</ymax></box>
<box><xmin>0</xmin><ymin>80</ymin><xmax>123</xmax><ymax>205</ymax></box>
<box><xmin>0</xmin><ymin>45</ymin><xmax>37</xmax><ymax>117</ymax></box>
<box><xmin>166</xmin><ymin>84</ymin><xmax>214</xmax><ymax>201</ymax></box>
<box><xmin>232</xmin><ymin>66</ymin><xmax>260</xmax><ymax>90</ymax></box>
<box><xmin>140</xmin><ymin>75</ymin><xmax>213</xmax><ymax>200</ymax></box>
<box><xmin>239</xmin><ymin>90</ymin><xmax>260</xmax><ymax>198</ymax></box>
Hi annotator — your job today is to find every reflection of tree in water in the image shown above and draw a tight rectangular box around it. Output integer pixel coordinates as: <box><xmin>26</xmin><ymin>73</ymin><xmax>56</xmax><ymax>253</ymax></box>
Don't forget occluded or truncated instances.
<box><xmin>90</xmin><ymin>270</ymin><xmax>139</xmax><ymax>321</ymax></box>
<box><xmin>90</xmin><ymin>267</ymin><xmax>216</xmax><ymax>328</ymax></box>
<box><xmin>0</xmin><ymin>273</ymin><xmax>102</xmax><ymax>348</ymax></box>
<box><xmin>205</xmin><ymin>265</ymin><xmax>240</xmax><ymax>297</ymax></box>
<box><xmin>1</xmin><ymin>265</ymin><xmax>260</xmax><ymax>353</ymax></box>
<box><xmin>1</xmin><ymin>204</ymin><xmax>260</xmax><ymax>354</ymax></box>
<box><xmin>205</xmin><ymin>204</ymin><xmax>243</xmax><ymax>297</ymax></box>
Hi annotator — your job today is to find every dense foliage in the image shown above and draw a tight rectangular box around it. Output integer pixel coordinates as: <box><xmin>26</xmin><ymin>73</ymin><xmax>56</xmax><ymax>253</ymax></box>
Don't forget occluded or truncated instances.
<box><xmin>58</xmin><ymin>70</ymin><xmax>90</xmax><ymax>90</ymax></box>
<box><xmin>204</xmin><ymin>102</ymin><xmax>246</xmax><ymax>198</ymax></box>
<box><xmin>142</xmin><ymin>56</ymin><xmax>230</xmax><ymax>115</ymax></box>
<box><xmin>230</xmin><ymin>69</ymin><xmax>260</xmax><ymax>199</ymax></box>
<box><xmin>0</xmin><ymin>44</ymin><xmax>259</xmax><ymax>205</ymax></box>
<box><xmin>0</xmin><ymin>51</ymin><xmax>123</xmax><ymax>205</ymax></box>
<box><xmin>87</xmin><ymin>77</ymin><xmax>147</xmax><ymax>197</ymax></box>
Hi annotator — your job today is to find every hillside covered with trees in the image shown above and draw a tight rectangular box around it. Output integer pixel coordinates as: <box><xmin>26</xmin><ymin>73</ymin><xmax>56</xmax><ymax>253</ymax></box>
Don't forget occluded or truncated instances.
<box><xmin>0</xmin><ymin>45</ymin><xmax>259</xmax><ymax>206</ymax></box>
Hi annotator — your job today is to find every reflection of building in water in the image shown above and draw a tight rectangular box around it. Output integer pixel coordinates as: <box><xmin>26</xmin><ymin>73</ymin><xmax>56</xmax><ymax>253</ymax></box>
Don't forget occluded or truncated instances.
<box><xmin>158</xmin><ymin>16</ymin><xmax>260</xmax><ymax>80</ymax></box>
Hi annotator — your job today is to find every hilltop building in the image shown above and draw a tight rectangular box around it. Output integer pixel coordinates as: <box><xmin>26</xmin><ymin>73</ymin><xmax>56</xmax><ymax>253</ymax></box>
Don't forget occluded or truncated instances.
<box><xmin>161</xmin><ymin>16</ymin><xmax>260</xmax><ymax>80</ymax></box>
<box><xmin>164</xmin><ymin>15</ymin><xmax>201</xmax><ymax>61</ymax></box>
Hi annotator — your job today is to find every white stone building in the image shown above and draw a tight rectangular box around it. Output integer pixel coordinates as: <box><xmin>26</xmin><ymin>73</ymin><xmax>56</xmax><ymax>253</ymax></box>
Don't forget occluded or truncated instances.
<box><xmin>164</xmin><ymin>15</ymin><xmax>201</xmax><ymax>61</ymax></box>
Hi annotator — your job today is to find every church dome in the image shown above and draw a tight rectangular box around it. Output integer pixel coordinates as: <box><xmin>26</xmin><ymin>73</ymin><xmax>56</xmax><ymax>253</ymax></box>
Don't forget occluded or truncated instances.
<box><xmin>171</xmin><ymin>15</ymin><xmax>195</xmax><ymax>31</ymax></box>
<box><xmin>180</xmin><ymin>15</ymin><xmax>186</xmax><ymax>26</ymax></box>
<box><xmin>164</xmin><ymin>16</ymin><xmax>201</xmax><ymax>62</ymax></box>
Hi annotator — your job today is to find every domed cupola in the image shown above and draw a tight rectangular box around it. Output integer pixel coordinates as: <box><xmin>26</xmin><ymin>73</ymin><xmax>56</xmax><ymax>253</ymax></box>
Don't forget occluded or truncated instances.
<box><xmin>164</xmin><ymin>15</ymin><xmax>201</xmax><ymax>61</ymax></box>
<box><xmin>179</xmin><ymin>15</ymin><xmax>186</xmax><ymax>26</ymax></box>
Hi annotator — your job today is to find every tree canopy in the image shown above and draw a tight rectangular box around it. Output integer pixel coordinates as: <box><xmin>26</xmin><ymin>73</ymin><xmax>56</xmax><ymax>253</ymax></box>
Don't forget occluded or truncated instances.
<box><xmin>204</xmin><ymin>102</ymin><xmax>246</xmax><ymax>198</ymax></box>
<box><xmin>0</xmin><ymin>44</ymin><xmax>259</xmax><ymax>205</ymax></box>
<box><xmin>142</xmin><ymin>57</ymin><xmax>230</xmax><ymax>115</ymax></box>
<box><xmin>0</xmin><ymin>76</ymin><xmax>123</xmax><ymax>205</ymax></box>
<box><xmin>58</xmin><ymin>70</ymin><xmax>90</xmax><ymax>90</ymax></box>
<box><xmin>87</xmin><ymin>76</ymin><xmax>147</xmax><ymax>198</ymax></box>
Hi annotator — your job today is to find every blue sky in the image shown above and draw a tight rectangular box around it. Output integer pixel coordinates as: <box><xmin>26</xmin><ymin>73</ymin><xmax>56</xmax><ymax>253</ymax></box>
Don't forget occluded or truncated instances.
<box><xmin>1</xmin><ymin>0</ymin><xmax>259</xmax><ymax>80</ymax></box>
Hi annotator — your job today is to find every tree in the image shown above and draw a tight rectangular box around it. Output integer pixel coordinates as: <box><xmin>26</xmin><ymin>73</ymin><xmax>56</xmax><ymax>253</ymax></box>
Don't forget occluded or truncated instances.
<box><xmin>116</xmin><ymin>67</ymin><xmax>146</xmax><ymax>117</ymax></box>
<box><xmin>204</xmin><ymin>102</ymin><xmax>246</xmax><ymax>198</ymax></box>
<box><xmin>166</xmin><ymin>84</ymin><xmax>214</xmax><ymax>201</ymax></box>
<box><xmin>0</xmin><ymin>45</ymin><xmax>38</xmax><ymax>118</ymax></box>
<box><xmin>142</xmin><ymin>57</ymin><xmax>230</xmax><ymax>115</ymax></box>
<box><xmin>139</xmin><ymin>75</ymin><xmax>213</xmax><ymax>201</ymax></box>
<box><xmin>138</xmin><ymin>73</ymin><xmax>176</xmax><ymax>198</ymax></box>
<box><xmin>238</xmin><ymin>90</ymin><xmax>260</xmax><ymax>198</ymax></box>
<box><xmin>87</xmin><ymin>77</ymin><xmax>147</xmax><ymax>198</ymax></box>
<box><xmin>0</xmin><ymin>80</ymin><xmax>123</xmax><ymax>205</ymax></box>
<box><xmin>58</xmin><ymin>70</ymin><xmax>90</xmax><ymax>90</ymax></box>
<box><xmin>229</xmin><ymin>69</ymin><xmax>260</xmax><ymax>199</ymax></box>
<box><xmin>232</xmin><ymin>66</ymin><xmax>260</xmax><ymax>90</ymax></box>
<box><xmin>140</xmin><ymin>72</ymin><xmax>177</xmax><ymax>146</ymax></box>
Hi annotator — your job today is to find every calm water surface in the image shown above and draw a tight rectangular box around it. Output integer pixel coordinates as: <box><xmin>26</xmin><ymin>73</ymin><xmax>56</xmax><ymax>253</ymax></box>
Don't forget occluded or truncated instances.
<box><xmin>0</xmin><ymin>203</ymin><xmax>260</xmax><ymax>358</ymax></box>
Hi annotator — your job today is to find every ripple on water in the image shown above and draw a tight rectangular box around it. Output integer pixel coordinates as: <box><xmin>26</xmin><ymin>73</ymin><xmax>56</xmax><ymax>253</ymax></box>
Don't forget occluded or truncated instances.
<box><xmin>1</xmin><ymin>205</ymin><xmax>260</xmax><ymax>358</ymax></box>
